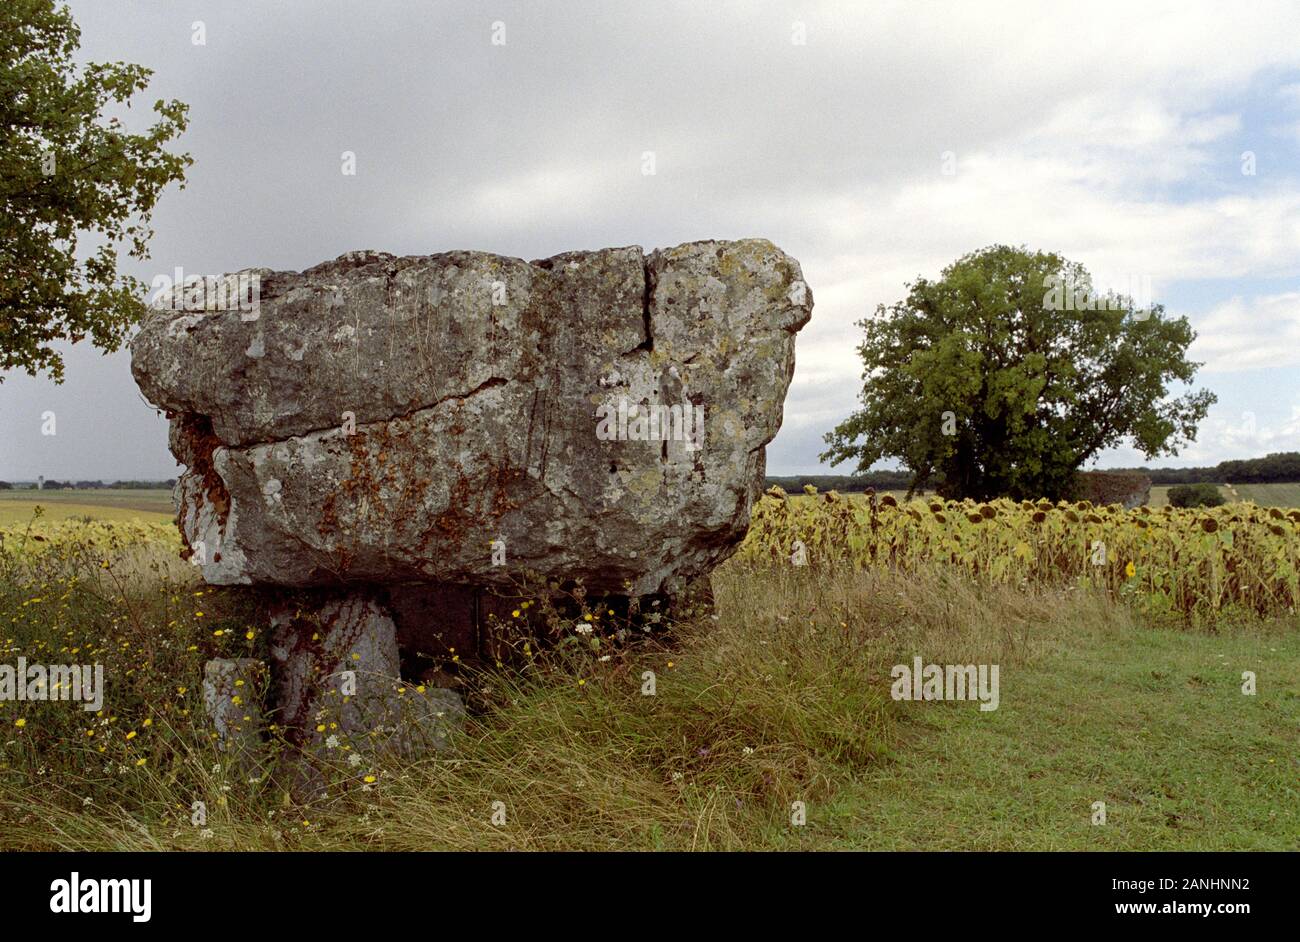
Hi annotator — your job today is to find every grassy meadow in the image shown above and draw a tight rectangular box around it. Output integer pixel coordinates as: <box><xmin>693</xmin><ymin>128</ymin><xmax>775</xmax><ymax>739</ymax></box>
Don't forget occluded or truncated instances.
<box><xmin>0</xmin><ymin>488</ymin><xmax>1296</xmax><ymax>850</ymax></box>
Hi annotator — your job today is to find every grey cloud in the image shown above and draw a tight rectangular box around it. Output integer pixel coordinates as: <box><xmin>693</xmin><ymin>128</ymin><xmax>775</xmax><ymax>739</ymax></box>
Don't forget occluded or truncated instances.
<box><xmin>4</xmin><ymin>0</ymin><xmax>1300</xmax><ymax>479</ymax></box>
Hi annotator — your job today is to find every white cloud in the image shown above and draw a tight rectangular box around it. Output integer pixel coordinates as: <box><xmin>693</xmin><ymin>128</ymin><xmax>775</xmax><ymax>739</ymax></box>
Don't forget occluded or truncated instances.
<box><xmin>462</xmin><ymin>162</ymin><xmax>629</xmax><ymax>229</ymax></box>
<box><xmin>1189</xmin><ymin>293</ymin><xmax>1300</xmax><ymax>372</ymax></box>
<box><xmin>1175</xmin><ymin>400</ymin><xmax>1300</xmax><ymax>464</ymax></box>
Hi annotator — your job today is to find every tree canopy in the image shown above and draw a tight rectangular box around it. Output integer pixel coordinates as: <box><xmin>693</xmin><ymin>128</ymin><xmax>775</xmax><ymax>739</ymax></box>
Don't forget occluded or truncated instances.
<box><xmin>822</xmin><ymin>245</ymin><xmax>1216</xmax><ymax>501</ymax></box>
<box><xmin>1</xmin><ymin>0</ymin><xmax>190</xmax><ymax>383</ymax></box>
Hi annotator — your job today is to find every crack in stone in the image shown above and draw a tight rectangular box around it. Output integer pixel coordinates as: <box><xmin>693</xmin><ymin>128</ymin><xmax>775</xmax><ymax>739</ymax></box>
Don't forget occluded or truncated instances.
<box><xmin>211</xmin><ymin>376</ymin><xmax>511</xmax><ymax>450</ymax></box>
<box><xmin>611</xmin><ymin>252</ymin><xmax>657</xmax><ymax>357</ymax></box>
<box><xmin>639</xmin><ymin>253</ymin><xmax>655</xmax><ymax>354</ymax></box>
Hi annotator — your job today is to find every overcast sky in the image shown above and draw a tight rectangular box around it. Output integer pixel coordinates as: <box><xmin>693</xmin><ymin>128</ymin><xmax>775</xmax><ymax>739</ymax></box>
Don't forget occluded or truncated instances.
<box><xmin>2</xmin><ymin>0</ymin><xmax>1299</xmax><ymax>481</ymax></box>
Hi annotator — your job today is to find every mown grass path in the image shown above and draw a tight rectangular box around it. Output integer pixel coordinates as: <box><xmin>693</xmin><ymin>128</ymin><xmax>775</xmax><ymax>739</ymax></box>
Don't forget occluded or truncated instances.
<box><xmin>810</xmin><ymin>622</ymin><xmax>1299</xmax><ymax>850</ymax></box>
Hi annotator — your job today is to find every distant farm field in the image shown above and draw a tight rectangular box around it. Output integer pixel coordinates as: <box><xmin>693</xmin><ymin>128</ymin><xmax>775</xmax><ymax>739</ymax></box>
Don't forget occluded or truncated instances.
<box><xmin>1150</xmin><ymin>482</ymin><xmax>1300</xmax><ymax>508</ymax></box>
<box><xmin>1224</xmin><ymin>482</ymin><xmax>1300</xmax><ymax>507</ymax></box>
<box><xmin>0</xmin><ymin>488</ymin><xmax>173</xmax><ymax>525</ymax></box>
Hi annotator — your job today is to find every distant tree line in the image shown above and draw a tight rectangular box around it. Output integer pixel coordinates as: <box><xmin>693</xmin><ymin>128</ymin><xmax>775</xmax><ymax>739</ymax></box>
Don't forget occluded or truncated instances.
<box><xmin>1139</xmin><ymin>452</ymin><xmax>1300</xmax><ymax>485</ymax></box>
<box><xmin>766</xmin><ymin>470</ymin><xmax>916</xmax><ymax>493</ymax></box>
<box><xmin>767</xmin><ymin>452</ymin><xmax>1300</xmax><ymax>493</ymax></box>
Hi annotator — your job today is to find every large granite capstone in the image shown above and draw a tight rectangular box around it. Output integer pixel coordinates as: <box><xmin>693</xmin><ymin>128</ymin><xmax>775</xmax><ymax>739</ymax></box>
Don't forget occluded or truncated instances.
<box><xmin>131</xmin><ymin>239</ymin><xmax>812</xmax><ymax>597</ymax></box>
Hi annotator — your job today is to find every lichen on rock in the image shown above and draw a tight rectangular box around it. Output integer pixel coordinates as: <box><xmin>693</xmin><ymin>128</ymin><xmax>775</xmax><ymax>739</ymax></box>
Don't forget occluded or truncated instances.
<box><xmin>131</xmin><ymin>239</ymin><xmax>812</xmax><ymax>598</ymax></box>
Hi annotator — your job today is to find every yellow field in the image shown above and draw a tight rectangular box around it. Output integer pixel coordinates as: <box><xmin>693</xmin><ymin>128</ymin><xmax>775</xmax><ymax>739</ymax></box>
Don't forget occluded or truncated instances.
<box><xmin>0</xmin><ymin>499</ymin><xmax>173</xmax><ymax>526</ymax></box>
<box><xmin>0</xmin><ymin>488</ymin><xmax>173</xmax><ymax>526</ymax></box>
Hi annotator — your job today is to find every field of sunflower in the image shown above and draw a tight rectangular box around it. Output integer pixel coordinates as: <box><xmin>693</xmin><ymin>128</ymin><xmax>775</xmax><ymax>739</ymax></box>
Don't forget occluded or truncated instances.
<box><xmin>0</xmin><ymin>512</ymin><xmax>179</xmax><ymax>561</ymax></box>
<box><xmin>737</xmin><ymin>487</ymin><xmax>1300</xmax><ymax>623</ymax></box>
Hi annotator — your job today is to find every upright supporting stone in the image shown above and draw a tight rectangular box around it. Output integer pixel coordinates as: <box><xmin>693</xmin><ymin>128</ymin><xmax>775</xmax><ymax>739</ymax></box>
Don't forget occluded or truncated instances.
<box><xmin>202</xmin><ymin>658</ymin><xmax>267</xmax><ymax>775</ymax></box>
<box><xmin>269</xmin><ymin>591</ymin><xmax>463</xmax><ymax>767</ymax></box>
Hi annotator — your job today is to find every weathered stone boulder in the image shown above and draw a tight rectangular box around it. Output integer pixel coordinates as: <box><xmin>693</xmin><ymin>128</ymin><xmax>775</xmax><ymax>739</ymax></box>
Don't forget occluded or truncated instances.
<box><xmin>131</xmin><ymin>240</ymin><xmax>812</xmax><ymax>597</ymax></box>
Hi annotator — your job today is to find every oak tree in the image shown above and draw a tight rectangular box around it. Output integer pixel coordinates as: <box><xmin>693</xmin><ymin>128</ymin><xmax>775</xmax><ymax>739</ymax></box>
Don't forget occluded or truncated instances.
<box><xmin>1</xmin><ymin>0</ymin><xmax>190</xmax><ymax>383</ymax></box>
<box><xmin>822</xmin><ymin>245</ymin><xmax>1216</xmax><ymax>501</ymax></box>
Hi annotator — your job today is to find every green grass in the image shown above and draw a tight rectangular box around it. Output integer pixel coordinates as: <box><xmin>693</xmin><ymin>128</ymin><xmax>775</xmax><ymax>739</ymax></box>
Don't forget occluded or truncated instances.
<box><xmin>0</xmin><ymin>488</ymin><xmax>173</xmax><ymax>525</ymax></box>
<box><xmin>0</xmin><ymin>527</ymin><xmax>1294</xmax><ymax>851</ymax></box>
<box><xmin>842</xmin><ymin>621</ymin><xmax>1298</xmax><ymax>849</ymax></box>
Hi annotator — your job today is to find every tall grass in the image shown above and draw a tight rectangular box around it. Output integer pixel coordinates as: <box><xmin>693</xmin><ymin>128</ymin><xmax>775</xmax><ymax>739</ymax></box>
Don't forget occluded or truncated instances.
<box><xmin>1</xmin><ymin>516</ymin><xmax>1114</xmax><ymax>851</ymax></box>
